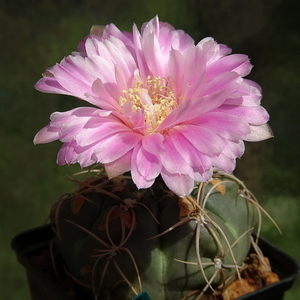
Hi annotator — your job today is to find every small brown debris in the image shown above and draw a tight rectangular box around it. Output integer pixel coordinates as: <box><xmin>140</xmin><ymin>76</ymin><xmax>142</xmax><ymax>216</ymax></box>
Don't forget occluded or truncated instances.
<box><xmin>178</xmin><ymin>196</ymin><xmax>199</xmax><ymax>217</ymax></box>
<box><xmin>209</xmin><ymin>179</ymin><xmax>226</xmax><ymax>195</ymax></box>
<box><xmin>263</xmin><ymin>271</ymin><xmax>280</xmax><ymax>285</ymax></box>
<box><xmin>223</xmin><ymin>278</ymin><xmax>255</xmax><ymax>300</ymax></box>
<box><xmin>80</xmin><ymin>265</ymin><xmax>92</xmax><ymax>276</ymax></box>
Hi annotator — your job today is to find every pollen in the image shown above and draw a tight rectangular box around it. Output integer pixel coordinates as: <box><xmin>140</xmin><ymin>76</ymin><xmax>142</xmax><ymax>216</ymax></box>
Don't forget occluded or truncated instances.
<box><xmin>119</xmin><ymin>76</ymin><xmax>177</xmax><ymax>132</ymax></box>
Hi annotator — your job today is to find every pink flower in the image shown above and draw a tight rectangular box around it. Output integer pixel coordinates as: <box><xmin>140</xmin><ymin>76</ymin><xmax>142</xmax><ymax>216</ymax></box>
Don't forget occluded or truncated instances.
<box><xmin>34</xmin><ymin>16</ymin><xmax>272</xmax><ymax>197</ymax></box>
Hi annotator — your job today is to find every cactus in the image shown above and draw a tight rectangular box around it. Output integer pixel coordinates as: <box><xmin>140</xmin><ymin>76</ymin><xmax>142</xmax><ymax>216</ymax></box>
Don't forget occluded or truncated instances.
<box><xmin>51</xmin><ymin>170</ymin><xmax>259</xmax><ymax>300</ymax></box>
<box><xmin>30</xmin><ymin>14</ymin><xmax>275</xmax><ymax>300</ymax></box>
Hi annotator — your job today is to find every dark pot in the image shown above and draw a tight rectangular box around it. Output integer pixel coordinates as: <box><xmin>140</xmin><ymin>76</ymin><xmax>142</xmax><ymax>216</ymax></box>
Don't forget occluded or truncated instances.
<box><xmin>12</xmin><ymin>224</ymin><xmax>299</xmax><ymax>300</ymax></box>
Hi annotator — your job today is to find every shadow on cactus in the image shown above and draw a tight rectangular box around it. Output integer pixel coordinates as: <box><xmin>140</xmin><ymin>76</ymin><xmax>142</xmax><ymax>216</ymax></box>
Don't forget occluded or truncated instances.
<box><xmin>50</xmin><ymin>169</ymin><xmax>278</xmax><ymax>300</ymax></box>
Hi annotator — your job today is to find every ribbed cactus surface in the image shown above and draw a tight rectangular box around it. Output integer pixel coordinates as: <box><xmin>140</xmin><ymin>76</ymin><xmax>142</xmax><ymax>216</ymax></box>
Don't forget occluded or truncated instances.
<box><xmin>52</xmin><ymin>172</ymin><xmax>257</xmax><ymax>300</ymax></box>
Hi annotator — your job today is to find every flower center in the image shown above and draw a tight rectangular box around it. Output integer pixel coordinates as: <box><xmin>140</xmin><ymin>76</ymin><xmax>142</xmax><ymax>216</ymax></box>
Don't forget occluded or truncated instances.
<box><xmin>119</xmin><ymin>76</ymin><xmax>177</xmax><ymax>132</ymax></box>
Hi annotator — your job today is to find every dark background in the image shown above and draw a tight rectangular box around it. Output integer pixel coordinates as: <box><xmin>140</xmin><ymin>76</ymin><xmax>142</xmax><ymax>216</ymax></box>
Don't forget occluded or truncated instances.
<box><xmin>1</xmin><ymin>0</ymin><xmax>299</xmax><ymax>299</ymax></box>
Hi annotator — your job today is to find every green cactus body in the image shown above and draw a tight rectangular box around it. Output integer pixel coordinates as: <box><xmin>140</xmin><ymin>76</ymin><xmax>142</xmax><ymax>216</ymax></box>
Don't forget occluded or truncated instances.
<box><xmin>52</xmin><ymin>173</ymin><xmax>257</xmax><ymax>300</ymax></box>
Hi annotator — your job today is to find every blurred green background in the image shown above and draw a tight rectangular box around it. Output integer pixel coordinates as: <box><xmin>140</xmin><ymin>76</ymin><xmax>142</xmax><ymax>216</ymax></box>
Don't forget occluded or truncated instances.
<box><xmin>1</xmin><ymin>0</ymin><xmax>299</xmax><ymax>299</ymax></box>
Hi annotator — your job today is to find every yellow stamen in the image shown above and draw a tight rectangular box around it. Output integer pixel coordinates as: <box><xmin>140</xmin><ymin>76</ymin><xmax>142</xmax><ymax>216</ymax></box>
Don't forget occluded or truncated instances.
<box><xmin>119</xmin><ymin>76</ymin><xmax>177</xmax><ymax>132</ymax></box>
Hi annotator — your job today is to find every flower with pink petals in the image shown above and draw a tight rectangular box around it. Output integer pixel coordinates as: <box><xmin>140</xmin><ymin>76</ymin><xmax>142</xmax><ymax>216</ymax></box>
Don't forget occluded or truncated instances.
<box><xmin>34</xmin><ymin>16</ymin><xmax>272</xmax><ymax>196</ymax></box>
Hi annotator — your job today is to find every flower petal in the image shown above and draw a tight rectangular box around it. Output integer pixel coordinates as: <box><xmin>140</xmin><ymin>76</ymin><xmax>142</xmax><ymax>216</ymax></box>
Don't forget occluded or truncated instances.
<box><xmin>131</xmin><ymin>142</ymin><xmax>162</xmax><ymax>188</ymax></box>
<box><xmin>193</xmin><ymin>111</ymin><xmax>251</xmax><ymax>140</ymax></box>
<box><xmin>33</xmin><ymin>124</ymin><xmax>60</xmax><ymax>144</ymax></box>
<box><xmin>141</xmin><ymin>133</ymin><xmax>165</xmax><ymax>154</ymax></box>
<box><xmin>206</xmin><ymin>54</ymin><xmax>252</xmax><ymax>79</ymax></box>
<box><xmin>94</xmin><ymin>131</ymin><xmax>142</xmax><ymax>163</ymax></box>
<box><xmin>245</xmin><ymin>124</ymin><xmax>273</xmax><ymax>141</ymax></box>
<box><xmin>174</xmin><ymin>125</ymin><xmax>223</xmax><ymax>156</ymax></box>
<box><xmin>104</xmin><ymin>150</ymin><xmax>132</xmax><ymax>178</ymax></box>
<box><xmin>168</xmin><ymin>129</ymin><xmax>213</xmax><ymax>180</ymax></box>
<box><xmin>34</xmin><ymin>75</ymin><xmax>73</xmax><ymax>96</ymax></box>
<box><xmin>161</xmin><ymin>168</ymin><xmax>195</xmax><ymax>197</ymax></box>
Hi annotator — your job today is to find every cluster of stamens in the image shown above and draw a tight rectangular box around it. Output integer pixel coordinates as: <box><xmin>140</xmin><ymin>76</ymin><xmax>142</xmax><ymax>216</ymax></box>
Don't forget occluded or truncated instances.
<box><xmin>119</xmin><ymin>76</ymin><xmax>177</xmax><ymax>132</ymax></box>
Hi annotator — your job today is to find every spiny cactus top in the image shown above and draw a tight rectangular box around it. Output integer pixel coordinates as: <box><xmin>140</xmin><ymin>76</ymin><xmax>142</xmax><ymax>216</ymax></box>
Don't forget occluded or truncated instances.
<box><xmin>33</xmin><ymin>16</ymin><xmax>272</xmax><ymax>197</ymax></box>
<box><xmin>52</xmin><ymin>172</ymin><xmax>259</xmax><ymax>300</ymax></box>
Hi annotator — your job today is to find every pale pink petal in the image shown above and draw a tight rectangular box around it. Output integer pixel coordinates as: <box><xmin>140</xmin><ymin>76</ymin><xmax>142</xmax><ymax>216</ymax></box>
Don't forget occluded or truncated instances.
<box><xmin>245</xmin><ymin>124</ymin><xmax>273</xmax><ymax>141</ymax></box>
<box><xmin>102</xmin><ymin>36</ymin><xmax>137</xmax><ymax>78</ymax></box>
<box><xmin>220</xmin><ymin>139</ymin><xmax>245</xmax><ymax>160</ymax></box>
<box><xmin>94</xmin><ymin>131</ymin><xmax>142</xmax><ymax>163</ymax></box>
<box><xmin>214</xmin><ymin>105</ymin><xmax>270</xmax><ymax>125</ymax></box>
<box><xmin>57</xmin><ymin>141</ymin><xmax>78</xmax><ymax>165</ymax></box>
<box><xmin>174</xmin><ymin>125</ymin><xmax>223</xmax><ymax>155</ymax></box>
<box><xmin>201</xmin><ymin>71</ymin><xmax>239</xmax><ymax>96</ymax></box>
<box><xmin>34</xmin><ymin>107</ymin><xmax>102</xmax><ymax>144</ymax></box>
<box><xmin>167</xmin><ymin>49</ymin><xmax>185</xmax><ymax>101</ymax></box>
<box><xmin>34</xmin><ymin>75</ymin><xmax>73</xmax><ymax>96</ymax></box>
<box><xmin>168</xmin><ymin>46</ymin><xmax>206</xmax><ymax>102</ymax></box>
<box><xmin>131</xmin><ymin>171</ymin><xmax>155</xmax><ymax>190</ymax></box>
<box><xmin>75</xmin><ymin>123</ymin><xmax>128</xmax><ymax>147</ymax></box>
<box><xmin>132</xmin><ymin>24</ymin><xmax>152</xmax><ymax>79</ymax></box>
<box><xmin>121</xmin><ymin>102</ymin><xmax>147</xmax><ymax>133</ymax></box>
<box><xmin>142</xmin><ymin>31</ymin><xmax>167</xmax><ymax>77</ymax></box>
<box><xmin>90</xmin><ymin>79</ymin><xmax>121</xmax><ymax>110</ymax></box>
<box><xmin>142</xmin><ymin>16</ymin><xmax>194</xmax><ymax>54</ymax></box>
<box><xmin>141</xmin><ymin>133</ymin><xmax>165</xmax><ymax>155</ymax></box>
<box><xmin>206</xmin><ymin>54</ymin><xmax>252</xmax><ymax>79</ymax></box>
<box><xmin>49</xmin><ymin>61</ymin><xmax>96</xmax><ymax>100</ymax></box>
<box><xmin>161</xmin><ymin>169</ymin><xmax>195</xmax><ymax>197</ymax></box>
<box><xmin>102</xmin><ymin>23</ymin><xmax>135</xmax><ymax>49</ymax></box>
<box><xmin>157</xmin><ymin>89</ymin><xmax>236</xmax><ymax>133</ymax></box>
<box><xmin>168</xmin><ymin>129</ymin><xmax>213</xmax><ymax>177</ymax></box>
<box><xmin>59</xmin><ymin>118</ymin><xmax>89</xmax><ymax>143</ymax></box>
<box><xmin>136</xmin><ymin>145</ymin><xmax>162</xmax><ymax>181</ymax></box>
<box><xmin>104</xmin><ymin>150</ymin><xmax>132</xmax><ymax>179</ymax></box>
<box><xmin>131</xmin><ymin>142</ymin><xmax>162</xmax><ymax>188</ymax></box>
<box><xmin>213</xmin><ymin>153</ymin><xmax>236</xmax><ymax>174</ymax></box>
<box><xmin>33</xmin><ymin>125</ymin><xmax>60</xmax><ymax>144</ymax></box>
<box><xmin>57</xmin><ymin>140</ymin><xmax>99</xmax><ymax>167</ymax></box>
<box><xmin>198</xmin><ymin>37</ymin><xmax>231</xmax><ymax>64</ymax></box>
<box><xmin>193</xmin><ymin>112</ymin><xmax>251</xmax><ymax>140</ymax></box>
<box><xmin>159</xmin><ymin>134</ymin><xmax>193</xmax><ymax>176</ymax></box>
